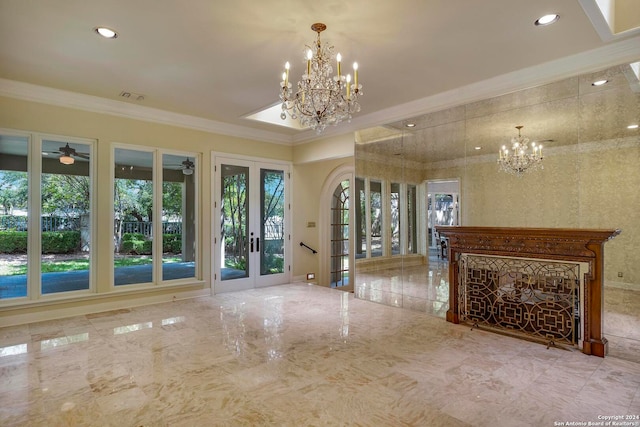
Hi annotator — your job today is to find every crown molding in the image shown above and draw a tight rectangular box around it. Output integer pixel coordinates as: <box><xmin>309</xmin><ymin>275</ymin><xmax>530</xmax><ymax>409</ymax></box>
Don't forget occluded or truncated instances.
<box><xmin>0</xmin><ymin>79</ymin><xmax>294</xmax><ymax>146</ymax></box>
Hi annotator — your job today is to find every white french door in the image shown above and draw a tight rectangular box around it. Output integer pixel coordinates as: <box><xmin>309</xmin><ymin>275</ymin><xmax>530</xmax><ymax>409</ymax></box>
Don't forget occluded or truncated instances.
<box><xmin>213</xmin><ymin>156</ymin><xmax>290</xmax><ymax>293</ymax></box>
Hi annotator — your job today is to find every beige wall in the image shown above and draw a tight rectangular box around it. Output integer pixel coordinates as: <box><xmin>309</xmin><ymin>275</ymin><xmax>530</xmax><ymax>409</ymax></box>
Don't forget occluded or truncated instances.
<box><xmin>614</xmin><ymin>0</ymin><xmax>640</xmax><ymax>33</ymax></box>
<box><xmin>293</xmin><ymin>133</ymin><xmax>353</xmax><ymax>164</ymax></box>
<box><xmin>577</xmin><ymin>142</ymin><xmax>640</xmax><ymax>283</ymax></box>
<box><xmin>291</xmin><ymin>134</ymin><xmax>354</xmax><ymax>284</ymax></box>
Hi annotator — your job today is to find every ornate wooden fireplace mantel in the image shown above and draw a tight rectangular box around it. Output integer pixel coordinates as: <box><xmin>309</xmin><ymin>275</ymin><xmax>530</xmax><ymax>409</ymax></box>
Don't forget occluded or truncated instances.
<box><xmin>435</xmin><ymin>226</ymin><xmax>620</xmax><ymax>357</ymax></box>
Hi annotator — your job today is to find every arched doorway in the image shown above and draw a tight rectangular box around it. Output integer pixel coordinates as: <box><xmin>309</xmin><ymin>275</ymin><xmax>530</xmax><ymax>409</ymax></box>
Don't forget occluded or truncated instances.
<box><xmin>330</xmin><ymin>179</ymin><xmax>350</xmax><ymax>287</ymax></box>
<box><xmin>319</xmin><ymin>164</ymin><xmax>354</xmax><ymax>290</ymax></box>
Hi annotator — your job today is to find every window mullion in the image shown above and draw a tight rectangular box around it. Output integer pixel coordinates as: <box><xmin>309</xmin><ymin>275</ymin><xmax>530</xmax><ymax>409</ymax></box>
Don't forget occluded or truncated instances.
<box><xmin>364</xmin><ymin>178</ymin><xmax>371</xmax><ymax>259</ymax></box>
<box><xmin>153</xmin><ymin>150</ymin><xmax>163</xmax><ymax>285</ymax></box>
<box><xmin>400</xmin><ymin>183</ymin><xmax>408</xmax><ymax>256</ymax></box>
<box><xmin>383</xmin><ymin>180</ymin><xmax>390</xmax><ymax>257</ymax></box>
<box><xmin>29</xmin><ymin>134</ymin><xmax>42</xmax><ymax>300</ymax></box>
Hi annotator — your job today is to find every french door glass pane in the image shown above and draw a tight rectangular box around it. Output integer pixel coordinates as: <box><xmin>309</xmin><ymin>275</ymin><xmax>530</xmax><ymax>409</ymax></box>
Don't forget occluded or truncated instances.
<box><xmin>427</xmin><ymin>193</ymin><xmax>433</xmax><ymax>247</ymax></box>
<box><xmin>435</xmin><ymin>193</ymin><xmax>455</xmax><ymax>226</ymax></box>
<box><xmin>41</xmin><ymin>139</ymin><xmax>91</xmax><ymax>294</ymax></box>
<box><xmin>221</xmin><ymin>164</ymin><xmax>249</xmax><ymax>281</ymax></box>
<box><xmin>390</xmin><ymin>183</ymin><xmax>400</xmax><ymax>255</ymax></box>
<box><xmin>407</xmin><ymin>184</ymin><xmax>417</xmax><ymax>254</ymax></box>
<box><xmin>355</xmin><ymin>177</ymin><xmax>366</xmax><ymax>258</ymax></box>
<box><xmin>430</xmin><ymin>193</ymin><xmax>456</xmax><ymax>249</ymax></box>
<box><xmin>260</xmin><ymin>169</ymin><xmax>285</xmax><ymax>276</ymax></box>
<box><xmin>0</xmin><ymin>135</ymin><xmax>29</xmax><ymax>299</ymax></box>
<box><xmin>162</xmin><ymin>154</ymin><xmax>196</xmax><ymax>281</ymax></box>
<box><xmin>114</xmin><ymin>149</ymin><xmax>154</xmax><ymax>286</ymax></box>
<box><xmin>370</xmin><ymin>180</ymin><xmax>382</xmax><ymax>257</ymax></box>
<box><xmin>331</xmin><ymin>180</ymin><xmax>349</xmax><ymax>287</ymax></box>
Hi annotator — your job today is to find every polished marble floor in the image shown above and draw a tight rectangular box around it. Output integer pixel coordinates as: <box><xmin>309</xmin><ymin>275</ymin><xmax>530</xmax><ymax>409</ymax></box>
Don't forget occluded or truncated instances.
<box><xmin>1</xmin><ymin>279</ymin><xmax>640</xmax><ymax>426</ymax></box>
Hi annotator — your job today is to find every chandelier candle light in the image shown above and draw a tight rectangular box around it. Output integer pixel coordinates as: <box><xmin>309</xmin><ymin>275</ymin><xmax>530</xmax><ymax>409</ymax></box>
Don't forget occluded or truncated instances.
<box><xmin>498</xmin><ymin>125</ymin><xmax>544</xmax><ymax>176</ymax></box>
<box><xmin>280</xmin><ymin>23</ymin><xmax>362</xmax><ymax>133</ymax></box>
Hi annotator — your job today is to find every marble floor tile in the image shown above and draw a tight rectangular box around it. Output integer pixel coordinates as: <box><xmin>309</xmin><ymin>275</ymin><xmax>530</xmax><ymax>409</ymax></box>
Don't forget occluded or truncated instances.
<box><xmin>1</xmin><ymin>282</ymin><xmax>640</xmax><ymax>426</ymax></box>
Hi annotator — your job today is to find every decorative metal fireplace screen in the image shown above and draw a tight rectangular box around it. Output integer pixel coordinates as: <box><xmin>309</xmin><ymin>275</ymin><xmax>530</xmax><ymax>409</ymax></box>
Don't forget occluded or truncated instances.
<box><xmin>459</xmin><ymin>254</ymin><xmax>581</xmax><ymax>347</ymax></box>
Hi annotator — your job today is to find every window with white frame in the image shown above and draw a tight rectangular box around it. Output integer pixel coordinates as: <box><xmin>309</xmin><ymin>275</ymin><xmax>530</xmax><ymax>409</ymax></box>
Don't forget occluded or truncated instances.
<box><xmin>114</xmin><ymin>147</ymin><xmax>198</xmax><ymax>287</ymax></box>
<box><xmin>0</xmin><ymin>132</ymin><xmax>95</xmax><ymax>300</ymax></box>
<box><xmin>355</xmin><ymin>177</ymin><xmax>422</xmax><ymax>260</ymax></box>
<box><xmin>0</xmin><ymin>132</ymin><xmax>200</xmax><ymax>305</ymax></box>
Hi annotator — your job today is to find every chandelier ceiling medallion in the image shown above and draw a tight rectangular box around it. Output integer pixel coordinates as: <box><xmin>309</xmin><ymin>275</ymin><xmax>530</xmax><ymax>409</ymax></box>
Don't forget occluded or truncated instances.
<box><xmin>279</xmin><ymin>23</ymin><xmax>362</xmax><ymax>133</ymax></box>
<box><xmin>498</xmin><ymin>126</ymin><xmax>544</xmax><ymax>176</ymax></box>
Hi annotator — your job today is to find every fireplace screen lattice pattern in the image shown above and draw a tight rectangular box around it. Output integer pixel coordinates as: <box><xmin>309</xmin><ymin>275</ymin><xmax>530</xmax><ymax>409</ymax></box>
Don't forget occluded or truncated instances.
<box><xmin>459</xmin><ymin>255</ymin><xmax>580</xmax><ymax>346</ymax></box>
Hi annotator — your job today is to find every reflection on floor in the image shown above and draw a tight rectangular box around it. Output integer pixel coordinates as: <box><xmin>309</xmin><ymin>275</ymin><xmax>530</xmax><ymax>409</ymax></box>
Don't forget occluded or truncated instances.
<box><xmin>355</xmin><ymin>255</ymin><xmax>450</xmax><ymax>319</ymax></box>
<box><xmin>604</xmin><ymin>284</ymin><xmax>640</xmax><ymax>362</ymax></box>
<box><xmin>1</xmin><ymin>283</ymin><xmax>639</xmax><ymax>426</ymax></box>
<box><xmin>355</xmin><ymin>255</ymin><xmax>640</xmax><ymax>364</ymax></box>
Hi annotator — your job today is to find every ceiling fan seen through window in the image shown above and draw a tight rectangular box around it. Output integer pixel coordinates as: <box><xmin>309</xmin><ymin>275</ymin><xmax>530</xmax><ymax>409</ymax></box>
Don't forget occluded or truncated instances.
<box><xmin>44</xmin><ymin>143</ymin><xmax>90</xmax><ymax>165</ymax></box>
<box><xmin>165</xmin><ymin>158</ymin><xmax>195</xmax><ymax>175</ymax></box>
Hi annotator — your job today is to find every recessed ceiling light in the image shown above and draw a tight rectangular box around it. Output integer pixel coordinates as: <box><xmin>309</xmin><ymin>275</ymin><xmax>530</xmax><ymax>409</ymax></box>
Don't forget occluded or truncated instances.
<box><xmin>535</xmin><ymin>14</ymin><xmax>559</xmax><ymax>26</ymax></box>
<box><xmin>474</xmin><ymin>146</ymin><xmax>482</xmax><ymax>150</ymax></box>
<box><xmin>95</xmin><ymin>27</ymin><xmax>118</xmax><ymax>39</ymax></box>
<box><xmin>405</xmin><ymin>123</ymin><xmax>416</xmax><ymax>128</ymax></box>
<box><xmin>592</xmin><ymin>79</ymin><xmax>609</xmax><ymax>86</ymax></box>
<box><xmin>628</xmin><ymin>124</ymin><xmax>639</xmax><ymax>129</ymax></box>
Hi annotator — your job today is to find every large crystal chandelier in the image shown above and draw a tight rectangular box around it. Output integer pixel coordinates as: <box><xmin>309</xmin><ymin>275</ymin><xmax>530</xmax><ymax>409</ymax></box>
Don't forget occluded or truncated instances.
<box><xmin>279</xmin><ymin>23</ymin><xmax>362</xmax><ymax>133</ymax></box>
<box><xmin>497</xmin><ymin>126</ymin><xmax>544</xmax><ymax>176</ymax></box>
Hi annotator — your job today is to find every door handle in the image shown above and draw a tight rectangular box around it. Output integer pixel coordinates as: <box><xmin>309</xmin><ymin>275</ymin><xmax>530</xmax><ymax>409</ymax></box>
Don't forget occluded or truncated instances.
<box><xmin>250</xmin><ymin>237</ymin><xmax>254</xmax><ymax>253</ymax></box>
<box><xmin>256</xmin><ymin>237</ymin><xmax>260</xmax><ymax>252</ymax></box>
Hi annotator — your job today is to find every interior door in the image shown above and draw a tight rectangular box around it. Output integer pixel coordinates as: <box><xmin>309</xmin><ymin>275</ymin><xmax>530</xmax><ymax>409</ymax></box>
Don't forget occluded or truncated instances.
<box><xmin>214</xmin><ymin>157</ymin><xmax>289</xmax><ymax>293</ymax></box>
<box><xmin>428</xmin><ymin>192</ymin><xmax>459</xmax><ymax>248</ymax></box>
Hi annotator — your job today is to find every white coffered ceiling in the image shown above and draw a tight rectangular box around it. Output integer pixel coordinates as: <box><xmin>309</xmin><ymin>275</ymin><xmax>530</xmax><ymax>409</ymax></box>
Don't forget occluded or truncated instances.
<box><xmin>0</xmin><ymin>0</ymin><xmax>639</xmax><ymax>145</ymax></box>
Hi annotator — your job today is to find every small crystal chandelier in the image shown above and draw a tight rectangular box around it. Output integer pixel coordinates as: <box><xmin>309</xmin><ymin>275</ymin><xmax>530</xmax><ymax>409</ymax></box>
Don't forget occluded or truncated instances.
<box><xmin>497</xmin><ymin>126</ymin><xmax>544</xmax><ymax>176</ymax></box>
<box><xmin>279</xmin><ymin>23</ymin><xmax>362</xmax><ymax>133</ymax></box>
